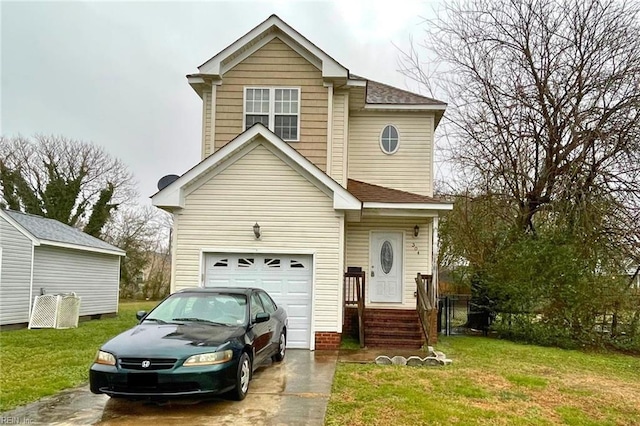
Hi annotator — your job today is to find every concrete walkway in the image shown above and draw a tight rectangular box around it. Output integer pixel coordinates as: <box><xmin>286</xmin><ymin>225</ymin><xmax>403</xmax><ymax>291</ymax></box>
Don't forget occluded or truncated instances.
<box><xmin>2</xmin><ymin>350</ymin><xmax>338</xmax><ymax>426</ymax></box>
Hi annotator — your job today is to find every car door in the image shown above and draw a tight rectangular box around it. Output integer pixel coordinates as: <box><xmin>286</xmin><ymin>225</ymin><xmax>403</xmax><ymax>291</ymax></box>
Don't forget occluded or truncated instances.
<box><xmin>250</xmin><ymin>292</ymin><xmax>272</xmax><ymax>364</ymax></box>
<box><xmin>258</xmin><ymin>290</ymin><xmax>281</xmax><ymax>353</ymax></box>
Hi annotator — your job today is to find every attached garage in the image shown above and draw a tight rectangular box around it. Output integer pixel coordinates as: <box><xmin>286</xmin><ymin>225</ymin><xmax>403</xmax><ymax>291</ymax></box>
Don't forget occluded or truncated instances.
<box><xmin>152</xmin><ymin>126</ymin><xmax>363</xmax><ymax>350</ymax></box>
<box><xmin>204</xmin><ymin>253</ymin><xmax>313</xmax><ymax>349</ymax></box>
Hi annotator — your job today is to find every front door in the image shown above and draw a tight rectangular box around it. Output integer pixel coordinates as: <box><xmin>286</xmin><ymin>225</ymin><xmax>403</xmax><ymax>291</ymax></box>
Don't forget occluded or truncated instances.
<box><xmin>370</xmin><ymin>232</ymin><xmax>403</xmax><ymax>303</ymax></box>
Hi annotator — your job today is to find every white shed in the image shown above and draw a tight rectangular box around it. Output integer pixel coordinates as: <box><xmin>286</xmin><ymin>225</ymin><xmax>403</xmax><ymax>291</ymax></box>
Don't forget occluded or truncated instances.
<box><xmin>0</xmin><ymin>209</ymin><xmax>125</xmax><ymax>327</ymax></box>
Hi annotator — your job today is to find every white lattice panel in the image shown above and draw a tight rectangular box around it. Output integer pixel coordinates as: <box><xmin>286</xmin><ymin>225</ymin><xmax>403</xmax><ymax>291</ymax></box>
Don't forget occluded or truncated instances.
<box><xmin>28</xmin><ymin>293</ymin><xmax>81</xmax><ymax>329</ymax></box>
<box><xmin>56</xmin><ymin>294</ymin><xmax>81</xmax><ymax>328</ymax></box>
<box><xmin>29</xmin><ymin>295</ymin><xmax>59</xmax><ymax>329</ymax></box>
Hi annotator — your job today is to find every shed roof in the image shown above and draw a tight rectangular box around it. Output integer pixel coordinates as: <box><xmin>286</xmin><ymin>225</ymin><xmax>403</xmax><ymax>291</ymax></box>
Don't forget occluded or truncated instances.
<box><xmin>2</xmin><ymin>210</ymin><xmax>125</xmax><ymax>256</ymax></box>
<box><xmin>347</xmin><ymin>179</ymin><xmax>448</xmax><ymax>204</ymax></box>
<box><xmin>350</xmin><ymin>74</ymin><xmax>446</xmax><ymax>106</ymax></box>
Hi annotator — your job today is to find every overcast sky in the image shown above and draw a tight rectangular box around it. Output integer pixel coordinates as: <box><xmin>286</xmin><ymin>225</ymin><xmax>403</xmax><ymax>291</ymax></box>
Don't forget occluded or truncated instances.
<box><xmin>1</xmin><ymin>0</ymin><xmax>440</xmax><ymax>206</ymax></box>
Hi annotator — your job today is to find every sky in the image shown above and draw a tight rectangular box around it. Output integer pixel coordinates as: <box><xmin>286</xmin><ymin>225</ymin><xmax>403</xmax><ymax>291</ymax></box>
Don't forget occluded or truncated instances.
<box><xmin>1</xmin><ymin>0</ymin><xmax>441</xmax><ymax>206</ymax></box>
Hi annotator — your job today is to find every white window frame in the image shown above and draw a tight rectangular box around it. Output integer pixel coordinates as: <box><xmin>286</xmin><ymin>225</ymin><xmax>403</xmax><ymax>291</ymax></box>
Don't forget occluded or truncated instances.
<box><xmin>379</xmin><ymin>124</ymin><xmax>400</xmax><ymax>155</ymax></box>
<box><xmin>243</xmin><ymin>87</ymin><xmax>301</xmax><ymax>142</ymax></box>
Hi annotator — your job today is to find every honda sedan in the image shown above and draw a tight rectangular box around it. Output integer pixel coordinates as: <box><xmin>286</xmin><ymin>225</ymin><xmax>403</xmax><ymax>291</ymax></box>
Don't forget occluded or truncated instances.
<box><xmin>90</xmin><ymin>287</ymin><xmax>287</xmax><ymax>401</ymax></box>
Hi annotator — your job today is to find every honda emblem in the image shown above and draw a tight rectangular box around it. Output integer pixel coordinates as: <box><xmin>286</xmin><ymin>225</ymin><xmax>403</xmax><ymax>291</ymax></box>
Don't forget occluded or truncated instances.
<box><xmin>141</xmin><ymin>360</ymin><xmax>151</xmax><ymax>368</ymax></box>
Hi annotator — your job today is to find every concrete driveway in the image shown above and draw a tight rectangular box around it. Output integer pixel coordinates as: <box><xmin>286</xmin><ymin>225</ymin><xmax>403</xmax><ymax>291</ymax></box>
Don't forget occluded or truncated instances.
<box><xmin>3</xmin><ymin>350</ymin><xmax>338</xmax><ymax>426</ymax></box>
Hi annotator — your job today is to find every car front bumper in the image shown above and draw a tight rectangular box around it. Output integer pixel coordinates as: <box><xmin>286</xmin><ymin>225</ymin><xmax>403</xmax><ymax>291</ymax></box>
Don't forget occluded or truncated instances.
<box><xmin>89</xmin><ymin>359</ymin><xmax>238</xmax><ymax>399</ymax></box>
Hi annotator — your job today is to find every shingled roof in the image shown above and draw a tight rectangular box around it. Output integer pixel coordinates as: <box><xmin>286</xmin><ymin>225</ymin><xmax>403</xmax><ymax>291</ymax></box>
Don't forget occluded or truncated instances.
<box><xmin>350</xmin><ymin>74</ymin><xmax>446</xmax><ymax>106</ymax></box>
<box><xmin>347</xmin><ymin>179</ymin><xmax>448</xmax><ymax>204</ymax></box>
<box><xmin>3</xmin><ymin>210</ymin><xmax>125</xmax><ymax>255</ymax></box>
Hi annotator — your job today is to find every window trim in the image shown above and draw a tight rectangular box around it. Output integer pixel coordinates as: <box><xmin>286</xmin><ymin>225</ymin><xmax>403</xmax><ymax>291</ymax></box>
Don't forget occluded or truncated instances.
<box><xmin>379</xmin><ymin>124</ymin><xmax>400</xmax><ymax>155</ymax></box>
<box><xmin>243</xmin><ymin>86</ymin><xmax>301</xmax><ymax>142</ymax></box>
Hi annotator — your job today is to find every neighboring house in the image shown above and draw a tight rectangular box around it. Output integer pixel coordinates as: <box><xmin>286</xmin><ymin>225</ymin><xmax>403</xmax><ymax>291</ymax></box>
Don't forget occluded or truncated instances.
<box><xmin>0</xmin><ymin>209</ymin><xmax>125</xmax><ymax>327</ymax></box>
<box><xmin>152</xmin><ymin>15</ymin><xmax>453</xmax><ymax>349</ymax></box>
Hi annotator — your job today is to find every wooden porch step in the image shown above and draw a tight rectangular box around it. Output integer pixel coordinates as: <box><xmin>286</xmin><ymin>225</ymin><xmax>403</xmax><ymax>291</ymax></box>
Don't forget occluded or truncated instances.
<box><xmin>365</xmin><ymin>337</ymin><xmax>424</xmax><ymax>348</ymax></box>
<box><xmin>362</xmin><ymin>308</ymin><xmax>425</xmax><ymax>349</ymax></box>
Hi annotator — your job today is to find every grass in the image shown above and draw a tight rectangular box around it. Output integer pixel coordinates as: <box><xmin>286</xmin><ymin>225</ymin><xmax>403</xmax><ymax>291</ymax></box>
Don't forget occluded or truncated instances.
<box><xmin>0</xmin><ymin>301</ymin><xmax>157</xmax><ymax>412</ymax></box>
<box><xmin>326</xmin><ymin>336</ymin><xmax>640</xmax><ymax>425</ymax></box>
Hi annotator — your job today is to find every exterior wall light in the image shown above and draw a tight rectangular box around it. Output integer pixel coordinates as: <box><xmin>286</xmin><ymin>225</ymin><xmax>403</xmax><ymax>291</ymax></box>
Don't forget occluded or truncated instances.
<box><xmin>253</xmin><ymin>222</ymin><xmax>261</xmax><ymax>239</ymax></box>
<box><xmin>414</xmin><ymin>225</ymin><xmax>420</xmax><ymax>237</ymax></box>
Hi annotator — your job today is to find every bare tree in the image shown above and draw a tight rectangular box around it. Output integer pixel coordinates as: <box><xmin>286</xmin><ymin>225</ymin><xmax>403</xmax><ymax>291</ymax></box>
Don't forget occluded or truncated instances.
<box><xmin>103</xmin><ymin>206</ymin><xmax>172</xmax><ymax>300</ymax></box>
<box><xmin>399</xmin><ymin>0</ymin><xmax>640</xmax><ymax>239</ymax></box>
<box><xmin>0</xmin><ymin>135</ymin><xmax>136</xmax><ymax>236</ymax></box>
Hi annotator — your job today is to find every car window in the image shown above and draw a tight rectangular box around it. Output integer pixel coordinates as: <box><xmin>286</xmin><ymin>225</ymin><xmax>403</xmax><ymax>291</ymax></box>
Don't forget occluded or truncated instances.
<box><xmin>146</xmin><ymin>293</ymin><xmax>248</xmax><ymax>325</ymax></box>
<box><xmin>258</xmin><ymin>291</ymin><xmax>277</xmax><ymax>314</ymax></box>
<box><xmin>251</xmin><ymin>293</ymin><xmax>265</xmax><ymax>318</ymax></box>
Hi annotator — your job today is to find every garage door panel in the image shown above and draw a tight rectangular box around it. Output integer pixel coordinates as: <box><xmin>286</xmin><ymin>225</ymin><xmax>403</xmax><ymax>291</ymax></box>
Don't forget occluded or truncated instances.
<box><xmin>208</xmin><ymin>278</ymin><xmax>232</xmax><ymax>287</ymax></box>
<box><xmin>204</xmin><ymin>253</ymin><xmax>313</xmax><ymax>349</ymax></box>
<box><xmin>286</xmin><ymin>304</ymin><xmax>310</xmax><ymax>317</ymax></box>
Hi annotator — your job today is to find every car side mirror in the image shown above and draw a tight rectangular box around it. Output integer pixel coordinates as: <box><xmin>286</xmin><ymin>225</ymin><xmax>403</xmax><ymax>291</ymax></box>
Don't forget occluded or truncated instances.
<box><xmin>136</xmin><ymin>310</ymin><xmax>147</xmax><ymax>321</ymax></box>
<box><xmin>254</xmin><ymin>312</ymin><xmax>270</xmax><ymax>323</ymax></box>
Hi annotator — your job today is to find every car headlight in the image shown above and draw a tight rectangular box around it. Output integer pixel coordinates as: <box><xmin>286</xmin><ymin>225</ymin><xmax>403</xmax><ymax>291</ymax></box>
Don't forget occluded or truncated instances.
<box><xmin>95</xmin><ymin>350</ymin><xmax>116</xmax><ymax>366</ymax></box>
<box><xmin>183</xmin><ymin>350</ymin><xmax>233</xmax><ymax>366</ymax></box>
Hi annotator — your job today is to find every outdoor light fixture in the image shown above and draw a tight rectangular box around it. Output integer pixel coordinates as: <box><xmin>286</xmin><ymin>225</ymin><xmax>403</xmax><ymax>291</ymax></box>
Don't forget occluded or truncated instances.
<box><xmin>253</xmin><ymin>222</ymin><xmax>261</xmax><ymax>239</ymax></box>
<box><xmin>414</xmin><ymin>225</ymin><xmax>420</xmax><ymax>237</ymax></box>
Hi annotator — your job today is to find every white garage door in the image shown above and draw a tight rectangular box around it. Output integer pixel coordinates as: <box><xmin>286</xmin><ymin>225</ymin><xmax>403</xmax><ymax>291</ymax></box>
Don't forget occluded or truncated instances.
<box><xmin>204</xmin><ymin>253</ymin><xmax>312</xmax><ymax>349</ymax></box>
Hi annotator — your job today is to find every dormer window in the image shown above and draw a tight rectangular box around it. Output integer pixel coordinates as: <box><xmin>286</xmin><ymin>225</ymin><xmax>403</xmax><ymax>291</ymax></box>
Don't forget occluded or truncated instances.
<box><xmin>380</xmin><ymin>125</ymin><xmax>399</xmax><ymax>154</ymax></box>
<box><xmin>244</xmin><ymin>87</ymin><xmax>300</xmax><ymax>141</ymax></box>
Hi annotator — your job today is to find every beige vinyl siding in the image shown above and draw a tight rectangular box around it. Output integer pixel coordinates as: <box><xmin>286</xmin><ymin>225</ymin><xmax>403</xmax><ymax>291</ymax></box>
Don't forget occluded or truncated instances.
<box><xmin>330</xmin><ymin>90</ymin><xmax>347</xmax><ymax>186</ymax></box>
<box><xmin>0</xmin><ymin>216</ymin><xmax>33</xmax><ymax>325</ymax></box>
<box><xmin>345</xmin><ymin>216</ymin><xmax>432</xmax><ymax>309</ymax></box>
<box><xmin>32</xmin><ymin>246</ymin><xmax>120</xmax><ymax>316</ymax></box>
<box><xmin>348</xmin><ymin>111</ymin><xmax>434</xmax><ymax>196</ymax></box>
<box><xmin>214</xmin><ymin>38</ymin><xmax>328</xmax><ymax>170</ymax></box>
<box><xmin>174</xmin><ymin>141</ymin><xmax>342</xmax><ymax>332</ymax></box>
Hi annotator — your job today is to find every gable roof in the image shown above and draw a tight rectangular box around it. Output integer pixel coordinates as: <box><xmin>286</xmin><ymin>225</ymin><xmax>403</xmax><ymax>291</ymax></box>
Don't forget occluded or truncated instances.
<box><xmin>1</xmin><ymin>209</ymin><xmax>125</xmax><ymax>256</ymax></box>
<box><xmin>151</xmin><ymin>124</ymin><xmax>361</xmax><ymax>211</ymax></box>
<box><xmin>347</xmin><ymin>179</ymin><xmax>453</xmax><ymax>211</ymax></box>
<box><xmin>196</xmin><ymin>14</ymin><xmax>348</xmax><ymax>80</ymax></box>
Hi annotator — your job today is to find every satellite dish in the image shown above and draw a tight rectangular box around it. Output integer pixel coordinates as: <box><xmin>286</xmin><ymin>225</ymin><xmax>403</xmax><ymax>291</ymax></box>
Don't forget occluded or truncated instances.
<box><xmin>157</xmin><ymin>174</ymin><xmax>179</xmax><ymax>191</ymax></box>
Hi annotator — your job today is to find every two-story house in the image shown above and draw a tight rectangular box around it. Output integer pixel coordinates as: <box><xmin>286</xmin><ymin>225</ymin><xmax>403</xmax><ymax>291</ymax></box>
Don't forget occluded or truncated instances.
<box><xmin>152</xmin><ymin>15</ymin><xmax>453</xmax><ymax>350</ymax></box>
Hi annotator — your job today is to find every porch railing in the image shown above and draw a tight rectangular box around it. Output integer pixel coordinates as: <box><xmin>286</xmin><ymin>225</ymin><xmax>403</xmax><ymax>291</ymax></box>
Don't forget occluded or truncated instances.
<box><xmin>416</xmin><ymin>273</ymin><xmax>436</xmax><ymax>345</ymax></box>
<box><xmin>344</xmin><ymin>271</ymin><xmax>366</xmax><ymax>347</ymax></box>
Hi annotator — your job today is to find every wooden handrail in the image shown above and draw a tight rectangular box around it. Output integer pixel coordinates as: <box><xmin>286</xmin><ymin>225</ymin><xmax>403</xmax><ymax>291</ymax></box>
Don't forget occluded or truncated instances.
<box><xmin>344</xmin><ymin>271</ymin><xmax>366</xmax><ymax>347</ymax></box>
<box><xmin>416</xmin><ymin>273</ymin><xmax>435</xmax><ymax>345</ymax></box>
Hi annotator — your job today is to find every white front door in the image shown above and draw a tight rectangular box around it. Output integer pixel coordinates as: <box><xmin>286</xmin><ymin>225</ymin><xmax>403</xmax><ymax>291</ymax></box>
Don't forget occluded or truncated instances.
<box><xmin>370</xmin><ymin>232</ymin><xmax>403</xmax><ymax>303</ymax></box>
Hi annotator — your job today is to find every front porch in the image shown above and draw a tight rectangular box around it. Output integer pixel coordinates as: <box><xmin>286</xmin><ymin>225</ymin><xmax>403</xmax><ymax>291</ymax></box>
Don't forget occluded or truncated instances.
<box><xmin>343</xmin><ymin>271</ymin><xmax>438</xmax><ymax>348</ymax></box>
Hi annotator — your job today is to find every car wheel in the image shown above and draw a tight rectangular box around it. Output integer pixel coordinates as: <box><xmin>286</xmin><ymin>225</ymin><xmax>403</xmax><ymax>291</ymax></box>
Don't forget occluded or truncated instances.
<box><xmin>273</xmin><ymin>332</ymin><xmax>286</xmax><ymax>362</ymax></box>
<box><xmin>232</xmin><ymin>352</ymin><xmax>251</xmax><ymax>401</ymax></box>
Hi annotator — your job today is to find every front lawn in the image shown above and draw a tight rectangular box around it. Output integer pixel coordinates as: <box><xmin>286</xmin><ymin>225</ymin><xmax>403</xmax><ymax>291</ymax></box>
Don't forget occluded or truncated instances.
<box><xmin>0</xmin><ymin>301</ymin><xmax>157</xmax><ymax>412</ymax></box>
<box><xmin>326</xmin><ymin>336</ymin><xmax>640</xmax><ymax>425</ymax></box>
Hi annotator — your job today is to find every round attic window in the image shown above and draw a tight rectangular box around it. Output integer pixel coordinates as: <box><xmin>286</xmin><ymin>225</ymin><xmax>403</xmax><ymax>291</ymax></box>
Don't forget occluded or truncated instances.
<box><xmin>380</xmin><ymin>125</ymin><xmax>399</xmax><ymax>154</ymax></box>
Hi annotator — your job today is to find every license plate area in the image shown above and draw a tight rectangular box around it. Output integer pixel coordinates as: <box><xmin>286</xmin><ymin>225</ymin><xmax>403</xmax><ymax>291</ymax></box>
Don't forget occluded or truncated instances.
<box><xmin>127</xmin><ymin>373</ymin><xmax>158</xmax><ymax>388</ymax></box>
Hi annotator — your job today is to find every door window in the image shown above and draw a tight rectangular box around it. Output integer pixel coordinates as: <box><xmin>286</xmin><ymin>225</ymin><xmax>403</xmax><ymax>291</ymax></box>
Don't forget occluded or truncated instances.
<box><xmin>380</xmin><ymin>240</ymin><xmax>394</xmax><ymax>274</ymax></box>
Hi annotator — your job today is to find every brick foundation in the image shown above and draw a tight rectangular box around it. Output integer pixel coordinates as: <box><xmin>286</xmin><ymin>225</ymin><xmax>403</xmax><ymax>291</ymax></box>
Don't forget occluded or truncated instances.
<box><xmin>314</xmin><ymin>332</ymin><xmax>341</xmax><ymax>349</ymax></box>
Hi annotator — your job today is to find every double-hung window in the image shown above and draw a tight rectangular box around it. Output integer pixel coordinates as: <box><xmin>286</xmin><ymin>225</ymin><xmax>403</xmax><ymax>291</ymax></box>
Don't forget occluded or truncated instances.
<box><xmin>244</xmin><ymin>87</ymin><xmax>300</xmax><ymax>141</ymax></box>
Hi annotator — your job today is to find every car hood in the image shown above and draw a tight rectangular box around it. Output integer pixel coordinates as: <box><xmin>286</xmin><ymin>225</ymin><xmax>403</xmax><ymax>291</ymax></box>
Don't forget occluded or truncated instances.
<box><xmin>101</xmin><ymin>323</ymin><xmax>246</xmax><ymax>358</ymax></box>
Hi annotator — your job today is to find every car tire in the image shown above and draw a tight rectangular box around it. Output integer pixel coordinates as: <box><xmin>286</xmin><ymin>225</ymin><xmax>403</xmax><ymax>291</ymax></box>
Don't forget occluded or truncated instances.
<box><xmin>232</xmin><ymin>352</ymin><xmax>251</xmax><ymax>401</ymax></box>
<box><xmin>272</xmin><ymin>331</ymin><xmax>286</xmax><ymax>362</ymax></box>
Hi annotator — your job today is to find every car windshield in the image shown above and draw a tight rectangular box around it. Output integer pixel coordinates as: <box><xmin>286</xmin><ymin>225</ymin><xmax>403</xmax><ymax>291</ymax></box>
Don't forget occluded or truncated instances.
<box><xmin>145</xmin><ymin>293</ymin><xmax>248</xmax><ymax>326</ymax></box>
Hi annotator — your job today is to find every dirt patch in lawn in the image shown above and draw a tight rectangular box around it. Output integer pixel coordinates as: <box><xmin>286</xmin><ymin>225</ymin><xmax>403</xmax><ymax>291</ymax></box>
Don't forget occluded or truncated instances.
<box><xmin>466</xmin><ymin>369</ymin><xmax>640</xmax><ymax>425</ymax></box>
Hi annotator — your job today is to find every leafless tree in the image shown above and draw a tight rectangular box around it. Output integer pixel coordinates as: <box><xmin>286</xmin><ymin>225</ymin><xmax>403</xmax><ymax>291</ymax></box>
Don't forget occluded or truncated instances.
<box><xmin>0</xmin><ymin>134</ymin><xmax>136</xmax><ymax>234</ymax></box>
<box><xmin>103</xmin><ymin>206</ymin><xmax>172</xmax><ymax>300</ymax></box>
<box><xmin>399</xmin><ymin>0</ymin><xmax>640</xmax><ymax>242</ymax></box>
